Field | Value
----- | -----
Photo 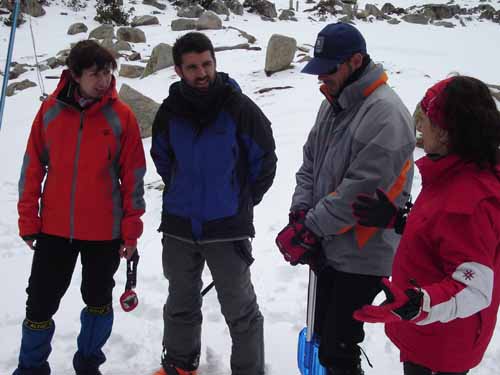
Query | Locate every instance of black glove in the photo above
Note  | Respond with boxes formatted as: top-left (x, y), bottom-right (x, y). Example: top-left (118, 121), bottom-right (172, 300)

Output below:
top-left (353, 189), bottom-right (412, 234)
top-left (353, 189), bottom-right (398, 227)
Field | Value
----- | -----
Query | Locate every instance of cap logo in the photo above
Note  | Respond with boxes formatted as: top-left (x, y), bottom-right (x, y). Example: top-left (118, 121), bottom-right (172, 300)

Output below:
top-left (315, 36), bottom-right (325, 54)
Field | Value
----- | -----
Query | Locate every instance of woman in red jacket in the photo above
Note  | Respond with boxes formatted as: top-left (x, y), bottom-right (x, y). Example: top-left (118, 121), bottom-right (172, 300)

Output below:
top-left (352, 76), bottom-right (500, 375)
top-left (13, 40), bottom-right (146, 375)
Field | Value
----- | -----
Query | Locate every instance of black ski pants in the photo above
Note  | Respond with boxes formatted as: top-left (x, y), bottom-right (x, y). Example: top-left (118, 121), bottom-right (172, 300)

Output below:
top-left (25, 234), bottom-right (121, 322)
top-left (314, 266), bottom-right (383, 372)
top-left (404, 362), bottom-right (468, 375)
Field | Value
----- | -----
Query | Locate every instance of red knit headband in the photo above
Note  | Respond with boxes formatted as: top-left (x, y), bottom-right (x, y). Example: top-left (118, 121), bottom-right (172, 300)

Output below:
top-left (420, 77), bottom-right (455, 130)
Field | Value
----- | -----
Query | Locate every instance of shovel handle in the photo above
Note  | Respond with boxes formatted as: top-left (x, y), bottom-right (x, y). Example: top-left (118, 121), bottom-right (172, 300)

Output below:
top-left (306, 268), bottom-right (318, 342)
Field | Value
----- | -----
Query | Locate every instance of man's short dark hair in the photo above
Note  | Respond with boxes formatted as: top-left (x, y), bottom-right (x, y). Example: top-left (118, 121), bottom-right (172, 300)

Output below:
top-left (172, 32), bottom-right (215, 67)
top-left (66, 40), bottom-right (117, 77)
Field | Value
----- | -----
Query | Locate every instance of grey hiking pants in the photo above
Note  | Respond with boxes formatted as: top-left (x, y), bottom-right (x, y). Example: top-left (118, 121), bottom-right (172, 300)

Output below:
top-left (161, 235), bottom-right (264, 375)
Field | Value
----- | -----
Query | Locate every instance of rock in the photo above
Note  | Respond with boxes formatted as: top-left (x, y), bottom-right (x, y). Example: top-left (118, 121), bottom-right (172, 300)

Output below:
top-left (387, 17), bottom-right (401, 24)
top-left (171, 18), bottom-right (197, 30)
top-left (119, 64), bottom-right (145, 78)
top-left (196, 11), bottom-right (223, 30)
top-left (227, 26), bottom-right (256, 44)
top-left (434, 20), bottom-right (455, 27)
top-left (365, 3), bottom-right (383, 18)
top-left (225, 0), bottom-right (244, 15)
top-left (6, 79), bottom-right (37, 96)
top-left (214, 43), bottom-right (251, 51)
top-left (142, 0), bottom-right (166, 10)
top-left (46, 57), bottom-right (65, 69)
top-left (142, 43), bottom-right (174, 78)
top-left (265, 34), bottom-right (297, 75)
top-left (9, 63), bottom-right (28, 80)
top-left (128, 52), bottom-right (142, 61)
top-left (243, 0), bottom-right (277, 18)
top-left (381, 2), bottom-right (405, 15)
top-left (177, 4), bottom-right (204, 18)
top-left (117, 27), bottom-right (146, 43)
top-left (356, 9), bottom-right (368, 19)
top-left (114, 40), bottom-right (132, 51)
top-left (67, 22), bottom-right (88, 35)
top-left (15, 0), bottom-right (45, 17)
top-left (89, 24), bottom-right (115, 40)
top-left (279, 9), bottom-right (297, 20)
top-left (297, 55), bottom-right (312, 63)
top-left (422, 4), bottom-right (461, 20)
top-left (101, 38), bottom-right (115, 50)
top-left (402, 13), bottom-right (429, 24)
top-left (131, 15), bottom-right (160, 26)
top-left (119, 84), bottom-right (160, 138)
top-left (209, 0), bottom-right (230, 15)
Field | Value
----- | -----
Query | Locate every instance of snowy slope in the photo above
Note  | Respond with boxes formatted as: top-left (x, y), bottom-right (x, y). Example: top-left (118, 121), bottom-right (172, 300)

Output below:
top-left (1, 1), bottom-right (500, 374)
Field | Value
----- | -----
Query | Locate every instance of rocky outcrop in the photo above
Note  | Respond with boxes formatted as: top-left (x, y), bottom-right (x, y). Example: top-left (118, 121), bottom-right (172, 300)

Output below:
top-left (119, 84), bottom-right (160, 138)
top-left (264, 34), bottom-right (297, 75)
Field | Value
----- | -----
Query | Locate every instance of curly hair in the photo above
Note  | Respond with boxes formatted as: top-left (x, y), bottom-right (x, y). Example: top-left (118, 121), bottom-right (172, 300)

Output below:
top-left (66, 40), bottom-right (117, 77)
top-left (443, 76), bottom-right (500, 169)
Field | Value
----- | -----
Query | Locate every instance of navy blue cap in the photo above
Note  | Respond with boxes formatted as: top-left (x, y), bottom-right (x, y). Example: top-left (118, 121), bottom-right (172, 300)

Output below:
top-left (302, 22), bottom-right (367, 75)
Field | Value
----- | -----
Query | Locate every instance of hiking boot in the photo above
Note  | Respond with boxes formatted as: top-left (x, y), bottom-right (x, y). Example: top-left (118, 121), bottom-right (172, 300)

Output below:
top-left (153, 365), bottom-right (197, 375)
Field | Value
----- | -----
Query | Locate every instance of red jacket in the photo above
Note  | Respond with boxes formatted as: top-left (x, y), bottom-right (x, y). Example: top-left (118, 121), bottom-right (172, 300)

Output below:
top-left (386, 155), bottom-right (500, 372)
top-left (18, 71), bottom-right (146, 246)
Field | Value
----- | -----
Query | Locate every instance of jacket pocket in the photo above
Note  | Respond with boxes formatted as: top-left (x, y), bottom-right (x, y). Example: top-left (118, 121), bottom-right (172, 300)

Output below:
top-left (234, 239), bottom-right (254, 266)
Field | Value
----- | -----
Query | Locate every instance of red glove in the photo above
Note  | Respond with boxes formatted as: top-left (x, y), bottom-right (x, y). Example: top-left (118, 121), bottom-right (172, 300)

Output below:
top-left (275, 219), bottom-right (319, 266)
top-left (353, 278), bottom-right (425, 324)
top-left (289, 209), bottom-right (307, 224)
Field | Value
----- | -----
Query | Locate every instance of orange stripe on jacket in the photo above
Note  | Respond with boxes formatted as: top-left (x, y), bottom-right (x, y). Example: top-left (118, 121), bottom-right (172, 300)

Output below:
top-left (363, 72), bottom-right (388, 97)
top-left (354, 159), bottom-right (412, 249)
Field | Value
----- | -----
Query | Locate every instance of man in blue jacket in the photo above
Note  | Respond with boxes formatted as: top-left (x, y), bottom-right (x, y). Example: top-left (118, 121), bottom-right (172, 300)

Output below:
top-left (150, 32), bottom-right (277, 375)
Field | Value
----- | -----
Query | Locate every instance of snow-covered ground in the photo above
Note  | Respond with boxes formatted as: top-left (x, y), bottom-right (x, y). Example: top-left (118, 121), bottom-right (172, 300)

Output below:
top-left (1, 1), bottom-right (500, 374)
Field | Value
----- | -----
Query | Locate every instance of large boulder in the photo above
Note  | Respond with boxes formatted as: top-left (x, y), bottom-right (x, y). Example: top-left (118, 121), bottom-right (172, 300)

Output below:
top-left (243, 0), bottom-right (277, 18)
top-left (196, 11), bottom-right (223, 30)
top-left (6, 79), bottom-right (37, 96)
top-left (171, 18), bottom-right (197, 31)
top-left (402, 13), bottom-right (429, 24)
top-left (422, 4), bottom-right (461, 20)
top-left (264, 34), bottom-right (297, 75)
top-left (131, 15), bottom-right (160, 26)
top-left (177, 4), bottom-right (205, 18)
top-left (142, 43), bottom-right (174, 78)
top-left (89, 24), bottom-right (115, 40)
top-left (117, 27), bottom-right (146, 43)
top-left (67, 22), bottom-right (88, 35)
top-left (119, 84), bottom-right (160, 138)
top-left (142, 0), bottom-right (166, 10)
top-left (225, 0), bottom-right (244, 15)
top-left (119, 64), bottom-right (145, 78)
top-left (209, 0), bottom-right (230, 15)
top-left (2, 0), bottom-right (45, 17)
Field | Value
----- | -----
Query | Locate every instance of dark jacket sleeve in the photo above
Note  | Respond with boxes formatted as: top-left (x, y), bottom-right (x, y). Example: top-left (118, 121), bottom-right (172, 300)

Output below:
top-left (150, 104), bottom-right (174, 188)
top-left (237, 96), bottom-right (277, 206)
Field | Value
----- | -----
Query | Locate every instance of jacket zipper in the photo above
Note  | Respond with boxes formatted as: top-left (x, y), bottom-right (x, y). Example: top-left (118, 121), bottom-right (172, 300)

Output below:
top-left (69, 111), bottom-right (85, 241)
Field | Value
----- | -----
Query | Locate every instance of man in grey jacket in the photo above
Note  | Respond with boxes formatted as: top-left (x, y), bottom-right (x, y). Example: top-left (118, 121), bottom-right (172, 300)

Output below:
top-left (276, 23), bottom-right (415, 375)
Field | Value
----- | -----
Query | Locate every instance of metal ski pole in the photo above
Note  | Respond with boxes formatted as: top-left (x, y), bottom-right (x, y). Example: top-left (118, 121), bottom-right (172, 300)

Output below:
top-left (0, 0), bottom-right (21, 132)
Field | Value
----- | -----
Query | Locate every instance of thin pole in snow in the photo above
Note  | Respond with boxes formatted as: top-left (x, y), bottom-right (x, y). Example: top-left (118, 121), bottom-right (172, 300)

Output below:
top-left (0, 0), bottom-right (22, 132)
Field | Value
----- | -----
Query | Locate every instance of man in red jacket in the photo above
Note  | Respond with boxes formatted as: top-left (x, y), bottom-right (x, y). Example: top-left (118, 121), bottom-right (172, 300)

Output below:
top-left (13, 40), bottom-right (146, 375)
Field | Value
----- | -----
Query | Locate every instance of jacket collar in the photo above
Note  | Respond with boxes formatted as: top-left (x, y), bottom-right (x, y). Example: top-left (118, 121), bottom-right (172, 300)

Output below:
top-left (416, 154), bottom-right (465, 187)
top-left (320, 62), bottom-right (388, 111)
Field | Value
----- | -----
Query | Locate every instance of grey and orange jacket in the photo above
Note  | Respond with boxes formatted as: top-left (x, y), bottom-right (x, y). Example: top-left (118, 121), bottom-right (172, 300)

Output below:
top-left (291, 62), bottom-right (415, 276)
top-left (18, 70), bottom-right (146, 247)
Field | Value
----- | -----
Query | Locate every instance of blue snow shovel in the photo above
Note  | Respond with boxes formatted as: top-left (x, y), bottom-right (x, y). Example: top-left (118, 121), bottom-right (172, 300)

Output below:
top-left (297, 268), bottom-right (326, 375)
